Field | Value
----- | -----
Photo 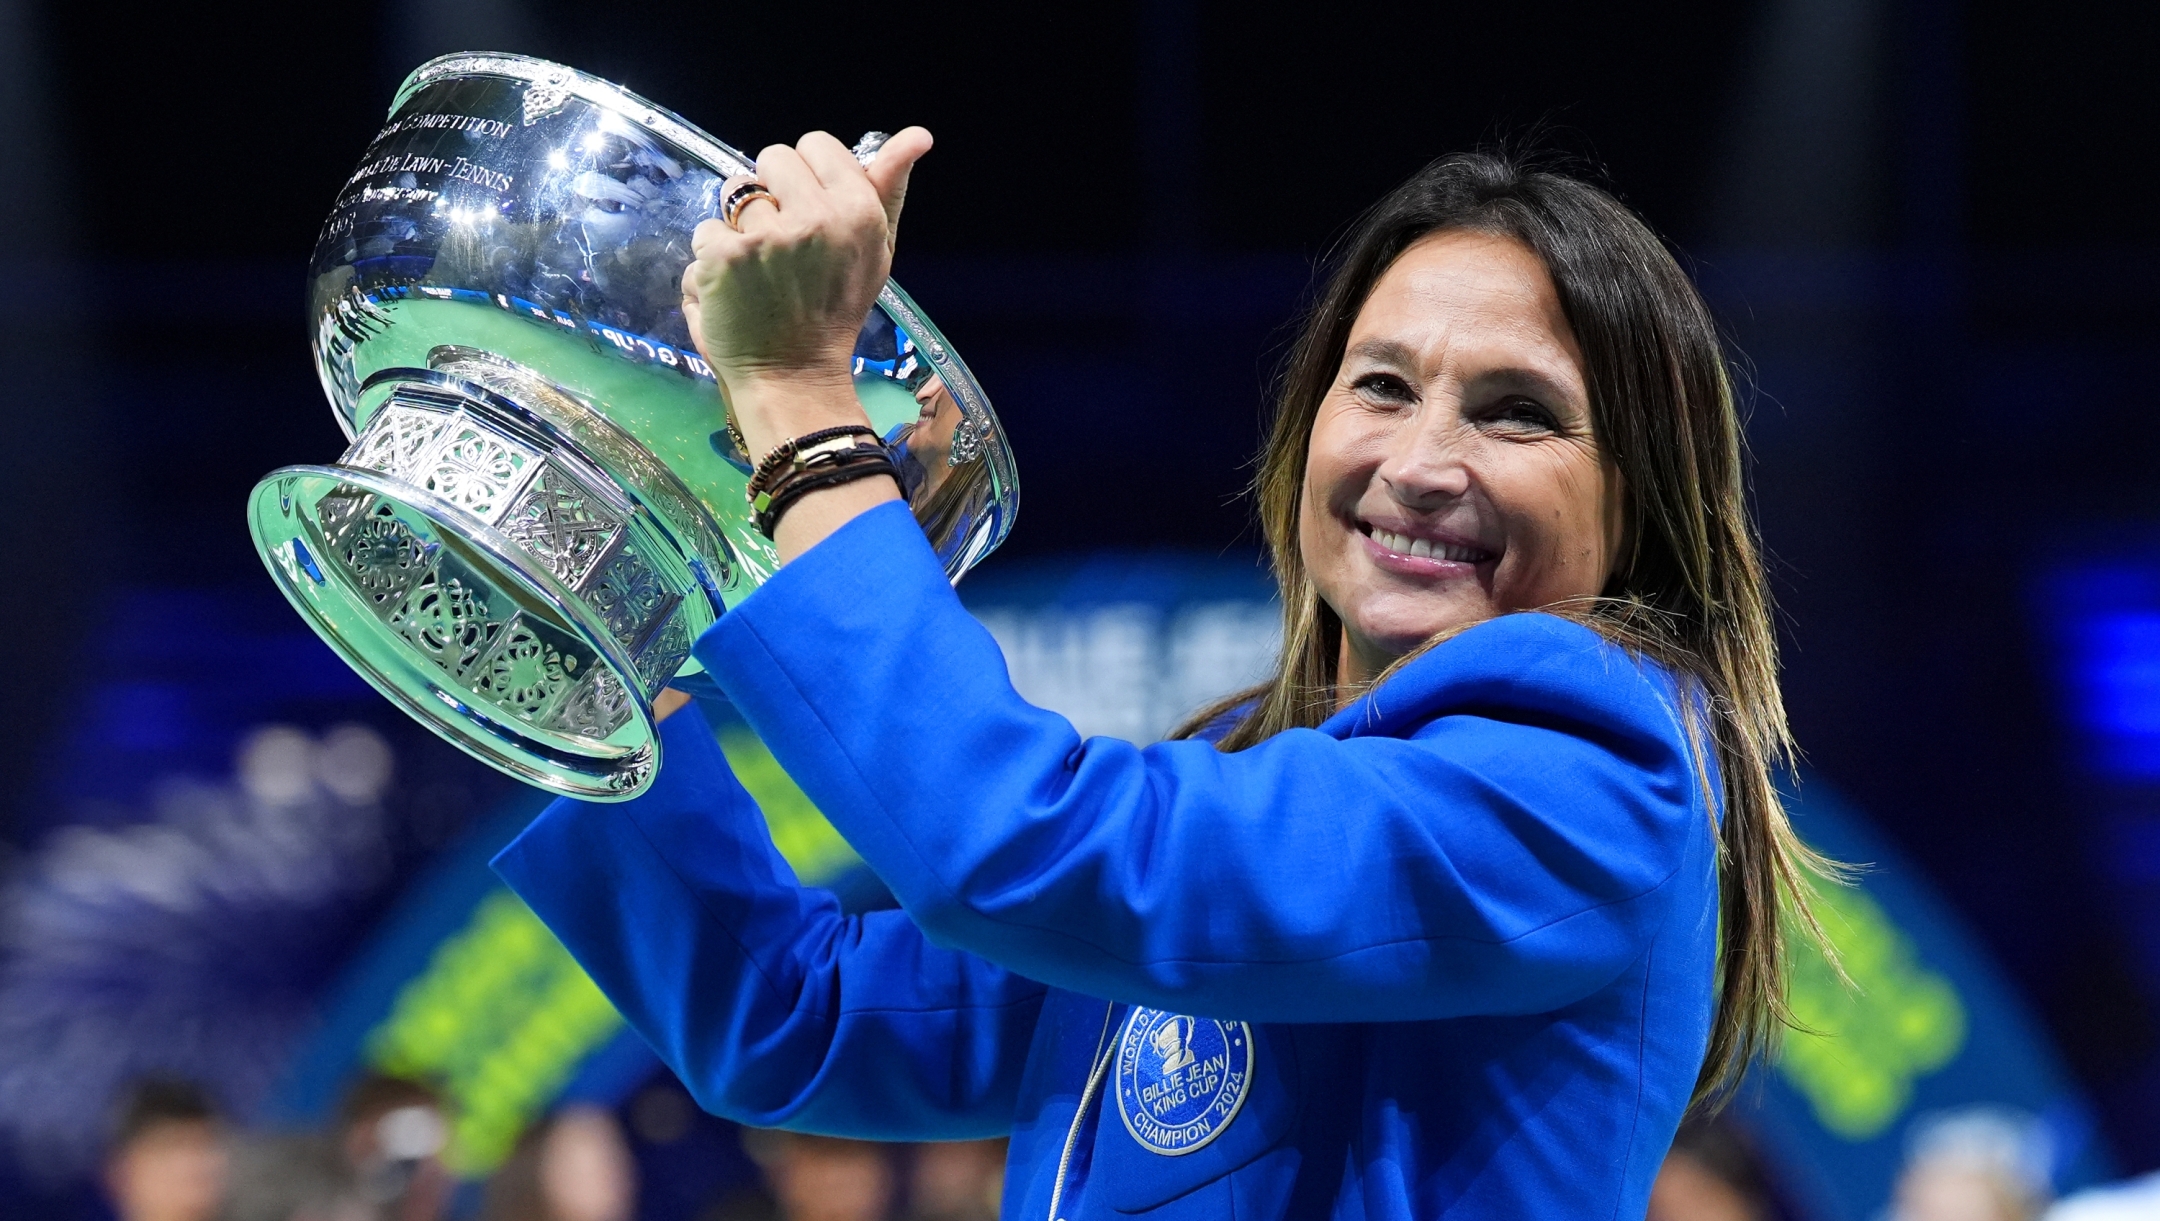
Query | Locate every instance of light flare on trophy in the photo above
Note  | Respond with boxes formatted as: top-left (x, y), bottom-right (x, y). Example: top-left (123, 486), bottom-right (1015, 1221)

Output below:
top-left (247, 55), bottom-right (1019, 800)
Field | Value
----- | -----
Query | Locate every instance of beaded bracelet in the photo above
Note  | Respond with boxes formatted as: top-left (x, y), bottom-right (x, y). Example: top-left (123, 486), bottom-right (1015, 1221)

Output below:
top-left (753, 446), bottom-right (898, 538)
top-left (744, 425), bottom-right (882, 507)
top-left (750, 438), bottom-right (887, 517)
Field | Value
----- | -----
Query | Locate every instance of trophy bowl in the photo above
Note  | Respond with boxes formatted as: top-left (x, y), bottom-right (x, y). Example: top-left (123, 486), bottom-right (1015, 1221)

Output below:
top-left (247, 54), bottom-right (1018, 800)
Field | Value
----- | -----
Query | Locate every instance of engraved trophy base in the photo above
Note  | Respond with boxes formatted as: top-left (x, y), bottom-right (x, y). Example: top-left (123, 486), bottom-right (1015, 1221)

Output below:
top-left (247, 350), bottom-right (732, 799)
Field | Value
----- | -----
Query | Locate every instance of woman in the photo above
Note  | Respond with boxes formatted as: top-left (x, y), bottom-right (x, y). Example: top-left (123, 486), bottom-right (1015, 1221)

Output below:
top-left (494, 131), bottom-right (1826, 1219)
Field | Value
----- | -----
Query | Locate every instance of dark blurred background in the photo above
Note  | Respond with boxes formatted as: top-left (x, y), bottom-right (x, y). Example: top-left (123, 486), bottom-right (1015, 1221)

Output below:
top-left (4, 0), bottom-right (2160, 1218)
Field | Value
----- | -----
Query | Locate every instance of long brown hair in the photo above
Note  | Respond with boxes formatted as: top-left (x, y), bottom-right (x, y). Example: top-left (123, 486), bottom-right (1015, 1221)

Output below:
top-left (1176, 151), bottom-right (1835, 1107)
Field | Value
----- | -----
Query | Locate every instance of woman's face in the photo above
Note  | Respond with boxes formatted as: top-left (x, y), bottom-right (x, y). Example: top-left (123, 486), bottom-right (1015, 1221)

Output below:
top-left (1299, 229), bottom-right (1625, 688)
top-left (905, 374), bottom-right (962, 494)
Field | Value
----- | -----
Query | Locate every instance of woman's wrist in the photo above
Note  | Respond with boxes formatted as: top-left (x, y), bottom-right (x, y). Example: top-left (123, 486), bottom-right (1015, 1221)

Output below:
top-left (770, 472), bottom-right (901, 562)
top-left (719, 370), bottom-right (900, 562)
top-left (725, 370), bottom-right (869, 465)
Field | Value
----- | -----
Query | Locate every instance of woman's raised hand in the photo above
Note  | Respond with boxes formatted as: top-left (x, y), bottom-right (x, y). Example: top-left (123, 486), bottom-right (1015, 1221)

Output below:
top-left (681, 126), bottom-right (933, 463)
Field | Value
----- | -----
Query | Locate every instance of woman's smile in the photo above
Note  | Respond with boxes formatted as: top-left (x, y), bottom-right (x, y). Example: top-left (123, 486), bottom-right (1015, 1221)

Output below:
top-left (1354, 517), bottom-right (1496, 578)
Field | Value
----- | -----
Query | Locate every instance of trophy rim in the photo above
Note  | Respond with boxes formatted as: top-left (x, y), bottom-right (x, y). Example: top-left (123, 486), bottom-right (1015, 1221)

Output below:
top-left (393, 52), bottom-right (755, 176)
top-left (871, 282), bottom-right (1021, 576)
top-left (248, 461), bottom-right (664, 802)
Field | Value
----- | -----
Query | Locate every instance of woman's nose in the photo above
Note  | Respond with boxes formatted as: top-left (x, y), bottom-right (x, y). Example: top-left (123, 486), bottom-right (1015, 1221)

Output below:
top-left (1376, 413), bottom-right (1473, 506)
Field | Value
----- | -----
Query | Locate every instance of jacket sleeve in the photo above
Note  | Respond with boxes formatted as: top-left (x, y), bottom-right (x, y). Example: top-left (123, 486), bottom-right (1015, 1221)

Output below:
top-left (490, 700), bottom-right (1048, 1140)
top-left (701, 503), bottom-right (1717, 1025)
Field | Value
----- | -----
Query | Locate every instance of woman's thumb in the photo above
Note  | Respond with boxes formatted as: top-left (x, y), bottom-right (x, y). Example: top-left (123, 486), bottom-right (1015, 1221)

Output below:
top-left (867, 126), bottom-right (933, 247)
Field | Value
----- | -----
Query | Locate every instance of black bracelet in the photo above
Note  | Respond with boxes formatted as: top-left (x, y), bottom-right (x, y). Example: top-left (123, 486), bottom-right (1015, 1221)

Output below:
top-left (754, 452), bottom-right (898, 538)
top-left (750, 441), bottom-right (888, 514)
top-left (745, 425), bottom-right (882, 504)
top-left (755, 455), bottom-right (895, 538)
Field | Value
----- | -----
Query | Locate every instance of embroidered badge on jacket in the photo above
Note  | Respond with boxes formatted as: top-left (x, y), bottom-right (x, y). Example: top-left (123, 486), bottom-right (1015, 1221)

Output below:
top-left (1114, 1008), bottom-right (1253, 1156)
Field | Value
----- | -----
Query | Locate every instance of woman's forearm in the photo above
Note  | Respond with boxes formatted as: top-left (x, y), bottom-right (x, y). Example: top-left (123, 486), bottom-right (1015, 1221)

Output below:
top-left (493, 701), bottom-right (1043, 1136)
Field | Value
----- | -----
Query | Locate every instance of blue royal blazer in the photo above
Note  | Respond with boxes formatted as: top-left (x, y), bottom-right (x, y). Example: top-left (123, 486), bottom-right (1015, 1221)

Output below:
top-left (494, 502), bottom-right (1720, 1220)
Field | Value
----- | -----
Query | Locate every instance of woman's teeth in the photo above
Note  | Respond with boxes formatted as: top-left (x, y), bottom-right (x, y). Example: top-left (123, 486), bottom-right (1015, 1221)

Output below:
top-left (1368, 527), bottom-right (1484, 563)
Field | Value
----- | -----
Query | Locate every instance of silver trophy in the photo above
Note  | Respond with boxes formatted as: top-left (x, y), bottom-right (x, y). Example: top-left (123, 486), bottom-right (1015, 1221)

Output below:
top-left (247, 55), bottom-right (1018, 800)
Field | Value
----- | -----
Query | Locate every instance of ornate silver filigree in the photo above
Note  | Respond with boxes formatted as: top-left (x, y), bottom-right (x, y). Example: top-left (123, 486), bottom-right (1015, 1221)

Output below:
top-left (422, 425), bottom-right (539, 519)
top-left (347, 404), bottom-right (449, 474)
top-left (469, 612), bottom-right (585, 722)
top-left (521, 68), bottom-right (573, 126)
top-left (385, 562), bottom-right (502, 679)
top-left (427, 348), bottom-right (736, 593)
top-left (330, 506), bottom-right (432, 610)
top-left (499, 463), bottom-right (625, 586)
top-left (948, 415), bottom-right (986, 467)
top-left (544, 666), bottom-right (633, 739)
top-left (631, 610), bottom-right (692, 695)
top-left (327, 369), bottom-right (693, 735)
top-left (313, 483), bottom-right (376, 546)
top-left (583, 540), bottom-right (678, 651)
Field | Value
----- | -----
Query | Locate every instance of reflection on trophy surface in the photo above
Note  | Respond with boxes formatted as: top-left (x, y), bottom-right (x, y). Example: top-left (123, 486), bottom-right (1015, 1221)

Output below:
top-left (245, 54), bottom-right (1019, 800)
top-left (891, 372), bottom-right (994, 546)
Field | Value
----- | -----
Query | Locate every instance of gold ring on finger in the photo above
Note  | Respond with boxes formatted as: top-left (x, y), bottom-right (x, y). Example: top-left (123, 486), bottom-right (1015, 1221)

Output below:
top-left (721, 180), bottom-right (779, 231)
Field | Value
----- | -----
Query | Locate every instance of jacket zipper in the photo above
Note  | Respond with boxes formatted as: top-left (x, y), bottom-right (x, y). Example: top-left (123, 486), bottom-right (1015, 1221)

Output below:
top-left (1046, 1004), bottom-right (1118, 1221)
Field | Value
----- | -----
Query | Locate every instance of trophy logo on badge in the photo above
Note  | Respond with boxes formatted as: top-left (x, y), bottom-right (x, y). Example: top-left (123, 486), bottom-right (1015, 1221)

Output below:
top-left (1116, 1008), bottom-right (1254, 1157)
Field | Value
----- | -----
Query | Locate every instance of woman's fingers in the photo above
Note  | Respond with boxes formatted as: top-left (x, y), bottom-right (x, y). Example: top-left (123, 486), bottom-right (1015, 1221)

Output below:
top-left (793, 130), bottom-right (860, 187)
top-left (679, 127), bottom-right (929, 393)
top-left (720, 130), bottom-right (929, 244)
top-left (864, 126), bottom-right (933, 246)
top-left (793, 132), bottom-right (890, 251)
top-left (753, 142), bottom-right (824, 215)
top-left (679, 257), bottom-right (706, 339)
top-left (691, 216), bottom-right (736, 259)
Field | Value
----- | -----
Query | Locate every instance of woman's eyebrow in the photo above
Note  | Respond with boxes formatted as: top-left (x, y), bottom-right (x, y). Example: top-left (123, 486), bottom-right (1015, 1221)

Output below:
top-left (1342, 339), bottom-right (1584, 411)
top-left (1470, 365), bottom-right (1583, 410)
top-left (1343, 338), bottom-right (1421, 367)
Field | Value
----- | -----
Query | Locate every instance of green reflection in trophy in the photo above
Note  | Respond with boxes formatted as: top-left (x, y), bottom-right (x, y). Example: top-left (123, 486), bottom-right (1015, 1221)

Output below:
top-left (247, 55), bottom-right (1017, 800)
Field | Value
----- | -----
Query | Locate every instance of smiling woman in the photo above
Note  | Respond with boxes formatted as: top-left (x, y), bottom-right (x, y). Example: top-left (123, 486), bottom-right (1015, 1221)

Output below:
top-left (494, 144), bottom-right (1833, 1221)
top-left (1198, 154), bottom-right (1829, 1099)
top-left (1299, 229), bottom-right (1623, 686)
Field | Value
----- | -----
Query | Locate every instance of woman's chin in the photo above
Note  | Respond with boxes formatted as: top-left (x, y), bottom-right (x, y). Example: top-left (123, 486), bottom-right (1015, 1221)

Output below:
top-left (1350, 603), bottom-right (1492, 662)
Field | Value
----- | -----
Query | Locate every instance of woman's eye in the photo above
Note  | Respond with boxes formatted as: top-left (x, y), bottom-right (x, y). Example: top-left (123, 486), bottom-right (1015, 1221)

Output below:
top-left (1351, 372), bottom-right (1414, 403)
top-left (1490, 397), bottom-right (1558, 431)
